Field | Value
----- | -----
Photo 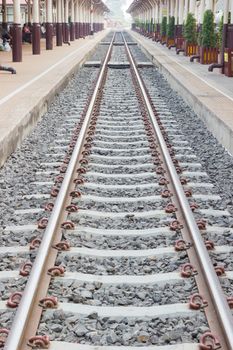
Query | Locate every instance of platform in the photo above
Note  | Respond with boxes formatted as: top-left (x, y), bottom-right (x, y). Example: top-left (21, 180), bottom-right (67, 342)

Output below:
top-left (0, 31), bottom-right (107, 168)
top-left (129, 30), bottom-right (233, 156)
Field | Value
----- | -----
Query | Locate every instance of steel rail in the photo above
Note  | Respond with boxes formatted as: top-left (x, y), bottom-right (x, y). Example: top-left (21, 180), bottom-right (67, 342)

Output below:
top-left (4, 33), bottom-right (115, 350)
top-left (122, 33), bottom-right (233, 349)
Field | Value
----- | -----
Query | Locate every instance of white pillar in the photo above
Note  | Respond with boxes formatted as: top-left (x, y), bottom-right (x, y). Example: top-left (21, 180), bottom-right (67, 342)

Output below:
top-left (231, 0), bottom-right (233, 23)
top-left (74, 1), bottom-right (77, 22)
top-left (71, 0), bottom-right (74, 22)
top-left (205, 0), bottom-right (213, 11)
top-left (189, 0), bottom-right (196, 14)
top-left (155, 1), bottom-right (159, 23)
top-left (61, 0), bottom-right (64, 23)
top-left (90, 2), bottom-right (93, 33)
top-left (170, 0), bottom-right (175, 17)
top-left (159, 2), bottom-right (163, 23)
top-left (167, 0), bottom-right (170, 20)
top-left (33, 0), bottom-right (39, 22)
top-left (13, 0), bottom-right (21, 23)
top-left (57, 0), bottom-right (61, 22)
top-left (199, 0), bottom-right (205, 23)
top-left (184, 0), bottom-right (189, 20)
top-left (79, 2), bottom-right (82, 23)
top-left (64, 0), bottom-right (68, 23)
top-left (152, 1), bottom-right (156, 24)
top-left (224, 0), bottom-right (229, 23)
top-left (46, 0), bottom-right (53, 22)
top-left (178, 0), bottom-right (184, 24)
top-left (174, 0), bottom-right (178, 24)
top-left (84, 4), bottom-right (87, 24)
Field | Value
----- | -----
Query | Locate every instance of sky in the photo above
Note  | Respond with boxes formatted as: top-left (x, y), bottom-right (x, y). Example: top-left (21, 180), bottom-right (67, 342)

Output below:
top-left (121, 0), bottom-right (133, 21)
top-left (103, 0), bottom-right (132, 22)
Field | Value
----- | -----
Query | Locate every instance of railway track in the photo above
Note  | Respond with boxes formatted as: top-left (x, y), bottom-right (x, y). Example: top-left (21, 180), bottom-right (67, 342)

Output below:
top-left (1, 31), bottom-right (233, 350)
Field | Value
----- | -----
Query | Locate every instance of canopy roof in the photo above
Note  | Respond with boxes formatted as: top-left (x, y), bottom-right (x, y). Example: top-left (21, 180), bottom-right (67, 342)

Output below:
top-left (0, 0), bottom-right (109, 11)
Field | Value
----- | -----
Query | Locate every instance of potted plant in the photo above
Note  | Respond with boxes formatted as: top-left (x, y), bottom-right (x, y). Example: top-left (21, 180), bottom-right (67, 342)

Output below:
top-left (218, 15), bottom-right (223, 50)
top-left (160, 16), bottom-right (167, 43)
top-left (199, 10), bottom-right (218, 64)
top-left (166, 16), bottom-right (175, 46)
top-left (155, 22), bottom-right (160, 41)
top-left (183, 13), bottom-right (198, 56)
top-left (148, 18), bottom-right (152, 37)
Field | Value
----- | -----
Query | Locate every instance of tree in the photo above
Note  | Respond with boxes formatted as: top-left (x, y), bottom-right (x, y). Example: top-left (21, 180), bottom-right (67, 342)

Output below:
top-left (201, 10), bottom-right (216, 48)
top-left (218, 15), bottom-right (223, 49)
top-left (184, 13), bottom-right (197, 44)
top-left (161, 16), bottom-right (167, 36)
top-left (167, 16), bottom-right (175, 39)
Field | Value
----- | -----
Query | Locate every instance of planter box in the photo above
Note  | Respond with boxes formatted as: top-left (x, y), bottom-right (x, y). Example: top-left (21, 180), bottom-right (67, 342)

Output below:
top-left (224, 48), bottom-right (233, 77)
top-left (156, 33), bottom-right (162, 42)
top-left (167, 38), bottom-right (175, 47)
top-left (161, 35), bottom-right (167, 44)
top-left (200, 46), bottom-right (218, 64)
top-left (184, 42), bottom-right (198, 56)
top-left (175, 37), bottom-right (184, 50)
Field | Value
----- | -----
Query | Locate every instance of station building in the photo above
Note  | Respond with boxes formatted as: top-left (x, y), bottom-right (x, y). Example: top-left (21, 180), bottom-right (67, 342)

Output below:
top-left (127, 0), bottom-right (233, 77)
top-left (0, 0), bottom-right (109, 62)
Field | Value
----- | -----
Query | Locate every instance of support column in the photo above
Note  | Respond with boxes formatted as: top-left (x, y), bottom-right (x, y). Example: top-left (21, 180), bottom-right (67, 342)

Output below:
top-left (224, 0), bottom-right (230, 24)
top-left (56, 0), bottom-right (63, 45)
top-left (98, 11), bottom-right (101, 31)
top-left (85, 5), bottom-right (89, 36)
top-left (174, 0), bottom-right (178, 24)
top-left (167, 0), bottom-right (170, 21)
top-left (70, 0), bottom-right (75, 41)
top-left (231, 0), bottom-right (233, 23)
top-left (12, 0), bottom-right (22, 62)
top-left (79, 2), bottom-right (83, 38)
top-left (170, 0), bottom-right (174, 17)
top-left (81, 4), bottom-right (85, 37)
top-left (178, 0), bottom-right (184, 24)
top-left (189, 0), bottom-right (196, 14)
top-left (74, 1), bottom-right (78, 39)
top-left (61, 0), bottom-right (65, 39)
top-left (2, 0), bottom-right (7, 29)
top-left (88, 3), bottom-right (91, 35)
top-left (28, 0), bottom-right (32, 24)
top-left (46, 0), bottom-right (53, 49)
top-left (199, 0), bottom-right (205, 24)
top-left (96, 10), bottom-right (99, 32)
top-left (64, 0), bottom-right (69, 42)
top-left (93, 7), bottom-right (95, 32)
top-left (205, 0), bottom-right (213, 11)
top-left (77, 1), bottom-right (81, 38)
top-left (220, 0), bottom-right (229, 72)
top-left (90, 2), bottom-right (94, 35)
top-left (184, 0), bottom-right (189, 21)
top-left (82, 5), bottom-right (85, 37)
top-left (79, 1), bottom-right (82, 37)
top-left (85, 4), bottom-right (88, 35)
top-left (80, 6), bottom-right (85, 38)
top-left (32, 0), bottom-right (41, 55)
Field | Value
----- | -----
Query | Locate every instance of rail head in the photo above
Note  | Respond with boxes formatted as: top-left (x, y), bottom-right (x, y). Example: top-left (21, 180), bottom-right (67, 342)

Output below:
top-left (4, 33), bottom-right (116, 350)
top-left (122, 32), bottom-right (233, 350)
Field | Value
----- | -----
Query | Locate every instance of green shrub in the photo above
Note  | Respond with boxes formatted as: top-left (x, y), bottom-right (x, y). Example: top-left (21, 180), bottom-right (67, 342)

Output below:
top-left (197, 30), bottom-right (202, 46)
top-left (184, 13), bottom-right (197, 44)
top-left (218, 15), bottom-right (223, 48)
top-left (167, 16), bottom-right (175, 38)
top-left (161, 16), bottom-right (167, 36)
top-left (201, 10), bottom-right (217, 48)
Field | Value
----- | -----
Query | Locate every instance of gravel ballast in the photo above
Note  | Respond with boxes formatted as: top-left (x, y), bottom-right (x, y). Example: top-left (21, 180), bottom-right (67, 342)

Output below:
top-left (0, 32), bottom-right (232, 347)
